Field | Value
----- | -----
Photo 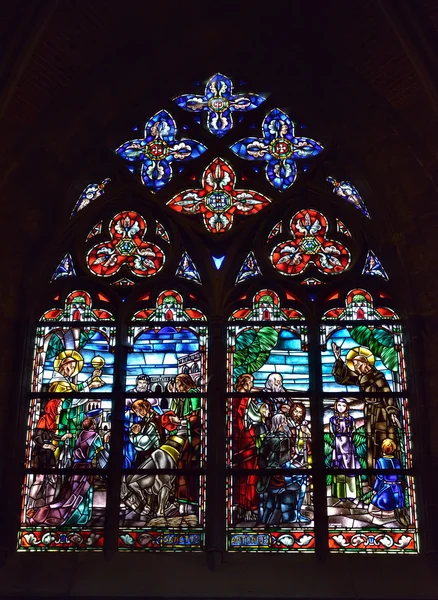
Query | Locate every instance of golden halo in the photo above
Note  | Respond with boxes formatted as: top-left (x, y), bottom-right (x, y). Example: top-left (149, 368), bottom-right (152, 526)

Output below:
top-left (54, 350), bottom-right (84, 376)
top-left (346, 346), bottom-right (375, 371)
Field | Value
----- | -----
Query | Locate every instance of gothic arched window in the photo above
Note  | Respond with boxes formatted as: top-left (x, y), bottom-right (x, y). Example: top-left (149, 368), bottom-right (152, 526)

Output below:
top-left (19, 73), bottom-right (417, 554)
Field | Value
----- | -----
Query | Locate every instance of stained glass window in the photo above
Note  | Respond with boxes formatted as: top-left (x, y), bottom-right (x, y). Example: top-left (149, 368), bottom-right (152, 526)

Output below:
top-left (118, 291), bottom-right (207, 550)
top-left (20, 72), bottom-right (419, 556)
top-left (321, 289), bottom-right (417, 552)
top-left (19, 292), bottom-right (115, 550)
top-left (226, 290), bottom-right (314, 552)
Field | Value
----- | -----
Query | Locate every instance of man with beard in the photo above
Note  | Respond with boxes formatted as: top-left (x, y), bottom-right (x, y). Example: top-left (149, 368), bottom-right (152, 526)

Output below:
top-left (281, 402), bottom-right (311, 524)
top-left (257, 413), bottom-right (308, 525)
top-left (164, 373), bottom-right (201, 514)
top-left (283, 402), bottom-right (311, 468)
top-left (262, 373), bottom-right (288, 425)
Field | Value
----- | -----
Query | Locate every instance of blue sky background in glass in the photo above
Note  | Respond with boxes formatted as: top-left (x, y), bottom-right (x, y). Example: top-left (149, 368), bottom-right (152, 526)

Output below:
top-left (40, 330), bottom-right (114, 392)
top-left (231, 327), bottom-right (309, 391)
top-left (126, 327), bottom-right (199, 389)
top-left (321, 327), bottom-right (395, 392)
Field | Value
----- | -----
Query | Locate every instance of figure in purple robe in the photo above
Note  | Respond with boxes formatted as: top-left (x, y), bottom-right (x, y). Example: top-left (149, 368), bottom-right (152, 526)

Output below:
top-left (329, 398), bottom-right (361, 500)
top-left (27, 417), bottom-right (108, 526)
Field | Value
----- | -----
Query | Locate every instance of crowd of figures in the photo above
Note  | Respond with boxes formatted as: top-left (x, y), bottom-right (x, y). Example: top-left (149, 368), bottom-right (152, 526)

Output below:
top-left (26, 352), bottom-right (109, 527)
top-left (232, 373), bottom-right (312, 527)
top-left (121, 373), bottom-right (201, 521)
top-left (231, 339), bottom-right (409, 529)
top-left (25, 350), bottom-right (202, 528)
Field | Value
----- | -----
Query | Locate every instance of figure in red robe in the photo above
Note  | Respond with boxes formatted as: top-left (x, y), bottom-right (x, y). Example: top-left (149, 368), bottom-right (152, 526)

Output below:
top-left (232, 374), bottom-right (259, 517)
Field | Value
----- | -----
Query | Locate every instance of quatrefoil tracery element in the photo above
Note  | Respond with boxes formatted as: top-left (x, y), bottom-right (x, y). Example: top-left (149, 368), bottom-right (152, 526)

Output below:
top-left (271, 209), bottom-right (351, 276)
top-left (167, 157), bottom-right (271, 234)
top-left (87, 211), bottom-right (165, 278)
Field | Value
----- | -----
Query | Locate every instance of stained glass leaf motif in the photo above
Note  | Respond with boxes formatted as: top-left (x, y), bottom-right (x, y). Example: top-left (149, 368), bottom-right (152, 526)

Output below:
top-left (176, 251), bottom-right (202, 284)
top-left (327, 176), bottom-right (370, 218)
top-left (235, 251), bottom-right (262, 284)
top-left (234, 326), bottom-right (279, 379)
top-left (174, 72), bottom-right (265, 137)
top-left (86, 221), bottom-right (103, 241)
top-left (115, 109), bottom-right (206, 192)
top-left (167, 158), bottom-right (271, 234)
top-left (155, 220), bottom-right (170, 243)
top-left (41, 290), bottom-right (114, 321)
top-left (51, 253), bottom-right (76, 282)
top-left (71, 178), bottom-right (111, 217)
top-left (111, 278), bottom-right (135, 286)
top-left (362, 250), bottom-right (389, 281)
top-left (87, 211), bottom-right (165, 279)
top-left (230, 108), bottom-right (323, 191)
top-left (350, 325), bottom-right (399, 371)
top-left (336, 218), bottom-right (352, 237)
top-left (267, 220), bottom-right (282, 241)
top-left (271, 209), bottom-right (351, 277)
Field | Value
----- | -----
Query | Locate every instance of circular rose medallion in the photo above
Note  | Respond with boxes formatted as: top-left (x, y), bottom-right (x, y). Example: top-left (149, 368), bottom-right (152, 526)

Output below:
top-left (208, 97), bottom-right (229, 113)
top-left (145, 140), bottom-right (168, 160)
top-left (269, 138), bottom-right (293, 160)
top-left (205, 190), bottom-right (233, 213)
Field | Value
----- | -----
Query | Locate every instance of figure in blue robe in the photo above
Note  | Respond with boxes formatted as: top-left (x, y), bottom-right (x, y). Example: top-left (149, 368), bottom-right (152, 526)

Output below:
top-left (371, 456), bottom-right (404, 511)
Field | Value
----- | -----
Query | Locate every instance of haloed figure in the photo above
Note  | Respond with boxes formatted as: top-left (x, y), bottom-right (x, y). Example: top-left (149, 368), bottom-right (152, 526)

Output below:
top-left (330, 398), bottom-right (361, 501)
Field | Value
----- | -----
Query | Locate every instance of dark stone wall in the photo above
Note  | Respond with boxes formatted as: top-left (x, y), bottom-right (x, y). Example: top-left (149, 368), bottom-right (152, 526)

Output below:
top-left (0, 31), bottom-right (437, 599)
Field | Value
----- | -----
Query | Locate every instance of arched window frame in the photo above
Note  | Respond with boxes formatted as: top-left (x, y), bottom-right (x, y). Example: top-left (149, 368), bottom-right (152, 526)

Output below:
top-left (15, 72), bottom-right (420, 556)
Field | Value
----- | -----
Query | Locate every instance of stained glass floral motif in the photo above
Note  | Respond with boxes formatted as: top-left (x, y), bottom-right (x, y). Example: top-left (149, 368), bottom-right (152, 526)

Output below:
top-left (86, 221), bottom-right (103, 241)
top-left (336, 218), bottom-right (352, 237)
top-left (327, 176), bottom-right (370, 218)
top-left (230, 109), bottom-right (323, 191)
top-left (267, 220), bottom-right (282, 241)
top-left (271, 209), bottom-right (351, 277)
top-left (174, 72), bottom-right (265, 138)
top-left (116, 110), bottom-right (206, 192)
top-left (71, 178), bottom-right (111, 217)
top-left (41, 290), bottom-right (114, 321)
top-left (235, 252), bottom-right (262, 284)
top-left (167, 158), bottom-right (271, 234)
top-left (155, 220), bottom-right (170, 243)
top-left (362, 250), bottom-right (389, 281)
top-left (176, 252), bottom-right (201, 284)
top-left (87, 211), bottom-right (164, 278)
top-left (51, 254), bottom-right (76, 282)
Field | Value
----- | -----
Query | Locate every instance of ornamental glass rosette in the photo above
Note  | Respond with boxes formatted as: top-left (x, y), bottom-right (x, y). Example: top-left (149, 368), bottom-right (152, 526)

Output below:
top-left (174, 73), bottom-right (265, 137)
top-left (231, 109), bottom-right (323, 191)
top-left (116, 110), bottom-right (206, 192)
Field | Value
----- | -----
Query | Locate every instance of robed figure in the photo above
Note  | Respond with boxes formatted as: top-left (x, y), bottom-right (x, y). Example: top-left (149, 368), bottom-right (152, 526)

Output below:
top-left (164, 373), bottom-right (201, 511)
top-left (331, 342), bottom-right (401, 469)
top-left (232, 374), bottom-right (259, 516)
top-left (27, 418), bottom-right (108, 526)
